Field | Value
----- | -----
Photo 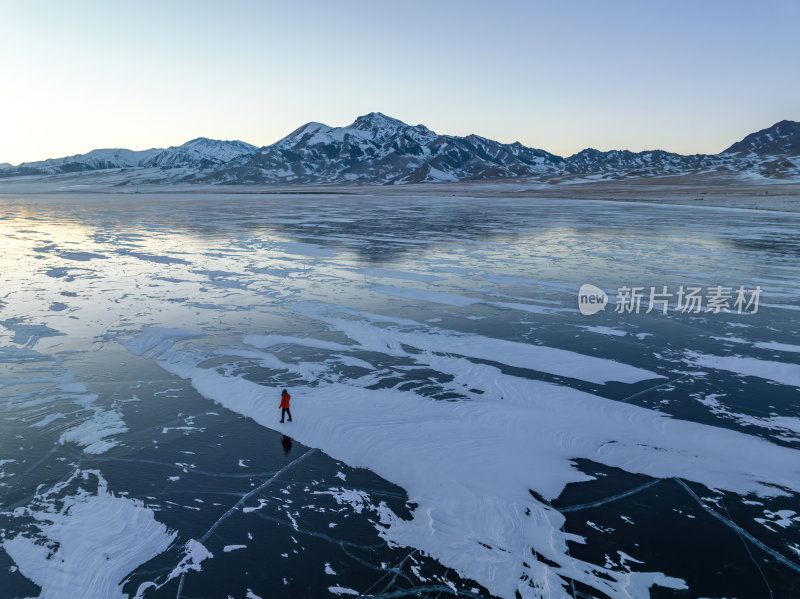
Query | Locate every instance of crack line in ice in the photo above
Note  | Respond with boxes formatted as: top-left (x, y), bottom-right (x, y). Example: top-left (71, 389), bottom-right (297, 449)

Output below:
top-left (559, 480), bottom-right (662, 513)
top-left (368, 549), bottom-right (419, 595)
top-left (673, 478), bottom-right (800, 574)
top-left (83, 456), bottom-right (278, 479)
top-left (366, 585), bottom-right (488, 598)
top-left (250, 511), bottom-right (385, 550)
top-left (614, 374), bottom-right (690, 404)
top-left (174, 448), bottom-right (318, 599)
top-left (720, 501), bottom-right (775, 599)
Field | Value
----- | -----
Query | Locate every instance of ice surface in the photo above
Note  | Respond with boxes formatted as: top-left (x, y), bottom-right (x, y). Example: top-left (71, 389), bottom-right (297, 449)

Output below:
top-left (1, 320), bottom-right (64, 345)
top-left (2, 194), bottom-right (800, 599)
top-left (118, 327), bottom-right (201, 356)
top-left (150, 331), bottom-right (799, 598)
top-left (2, 471), bottom-right (175, 599)
top-left (357, 267), bottom-right (442, 283)
top-left (243, 334), bottom-right (351, 352)
top-left (372, 283), bottom-right (482, 307)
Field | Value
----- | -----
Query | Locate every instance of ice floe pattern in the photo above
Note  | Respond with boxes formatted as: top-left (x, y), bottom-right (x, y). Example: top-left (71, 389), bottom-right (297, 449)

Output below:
top-left (2, 470), bottom-right (175, 599)
top-left (688, 352), bottom-right (800, 388)
top-left (58, 407), bottom-right (127, 454)
top-left (118, 327), bottom-right (202, 357)
top-left (0, 345), bottom-right (130, 456)
top-left (140, 309), bottom-right (800, 599)
top-left (1, 194), bottom-right (800, 598)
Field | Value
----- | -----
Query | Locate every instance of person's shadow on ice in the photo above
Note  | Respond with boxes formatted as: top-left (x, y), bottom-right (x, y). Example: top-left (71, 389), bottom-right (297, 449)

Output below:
top-left (281, 435), bottom-right (293, 456)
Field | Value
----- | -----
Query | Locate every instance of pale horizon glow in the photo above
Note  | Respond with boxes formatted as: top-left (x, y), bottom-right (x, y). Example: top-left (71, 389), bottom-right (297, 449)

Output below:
top-left (1, 0), bottom-right (798, 165)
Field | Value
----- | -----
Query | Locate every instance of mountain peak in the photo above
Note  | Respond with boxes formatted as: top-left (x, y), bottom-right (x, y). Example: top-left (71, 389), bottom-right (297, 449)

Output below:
top-left (181, 137), bottom-right (256, 150)
top-left (277, 121), bottom-right (334, 145)
top-left (141, 138), bottom-right (256, 169)
top-left (349, 112), bottom-right (410, 132)
top-left (344, 112), bottom-right (438, 145)
top-left (723, 119), bottom-right (800, 156)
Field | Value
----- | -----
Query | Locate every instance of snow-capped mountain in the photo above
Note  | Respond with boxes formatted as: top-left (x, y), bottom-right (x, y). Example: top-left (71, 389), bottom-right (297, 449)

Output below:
top-left (0, 138), bottom-right (257, 178)
top-left (143, 137), bottom-right (257, 169)
top-left (561, 148), bottom-right (730, 178)
top-left (711, 120), bottom-right (800, 178)
top-left (1, 114), bottom-right (799, 184)
top-left (7, 148), bottom-right (161, 176)
top-left (204, 112), bottom-right (563, 184)
top-left (722, 120), bottom-right (800, 156)
top-left (557, 121), bottom-right (800, 180)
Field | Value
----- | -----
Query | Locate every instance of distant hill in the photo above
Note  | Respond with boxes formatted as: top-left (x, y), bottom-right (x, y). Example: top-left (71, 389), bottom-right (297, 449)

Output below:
top-left (2, 115), bottom-right (798, 184)
top-left (143, 138), bottom-right (257, 169)
top-left (722, 120), bottom-right (800, 156)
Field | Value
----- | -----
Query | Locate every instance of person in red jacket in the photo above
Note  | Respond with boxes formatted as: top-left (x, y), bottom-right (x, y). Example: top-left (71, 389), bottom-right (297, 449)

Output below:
top-left (279, 389), bottom-right (292, 423)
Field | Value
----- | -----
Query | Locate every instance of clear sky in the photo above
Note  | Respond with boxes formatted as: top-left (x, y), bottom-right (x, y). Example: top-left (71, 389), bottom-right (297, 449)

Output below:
top-left (1, 0), bottom-right (798, 165)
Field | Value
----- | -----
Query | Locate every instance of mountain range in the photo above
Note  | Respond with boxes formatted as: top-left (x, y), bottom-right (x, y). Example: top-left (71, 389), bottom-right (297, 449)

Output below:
top-left (2, 114), bottom-right (798, 185)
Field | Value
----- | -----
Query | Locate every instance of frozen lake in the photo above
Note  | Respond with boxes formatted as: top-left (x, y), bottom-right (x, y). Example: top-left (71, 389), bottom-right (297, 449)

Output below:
top-left (1, 193), bottom-right (799, 599)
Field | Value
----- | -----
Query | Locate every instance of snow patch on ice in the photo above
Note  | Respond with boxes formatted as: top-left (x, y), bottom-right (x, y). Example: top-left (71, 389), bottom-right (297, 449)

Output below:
top-left (580, 325), bottom-right (628, 337)
top-left (688, 352), bottom-right (800, 388)
top-left (59, 407), bottom-right (128, 454)
top-left (243, 334), bottom-right (350, 352)
top-left (165, 539), bottom-right (213, 582)
top-left (755, 341), bottom-right (800, 354)
top-left (294, 301), bottom-right (662, 384)
top-left (2, 470), bottom-right (175, 599)
top-left (328, 585), bottom-right (359, 596)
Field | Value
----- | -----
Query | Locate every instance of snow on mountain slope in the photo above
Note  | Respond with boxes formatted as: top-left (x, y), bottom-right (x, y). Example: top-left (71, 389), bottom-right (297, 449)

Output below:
top-left (559, 120), bottom-right (800, 180)
top-left (199, 115), bottom-right (800, 184)
top-left (723, 120), bottom-right (800, 157)
top-left (206, 112), bottom-right (563, 184)
top-left (0, 138), bottom-right (256, 178)
top-left (275, 121), bottom-right (335, 146)
top-left (1, 116), bottom-right (799, 185)
top-left (142, 137), bottom-right (257, 169)
top-left (8, 148), bottom-right (161, 175)
top-left (562, 148), bottom-right (730, 178)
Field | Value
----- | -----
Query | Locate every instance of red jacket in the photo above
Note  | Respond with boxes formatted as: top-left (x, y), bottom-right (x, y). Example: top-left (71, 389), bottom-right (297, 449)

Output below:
top-left (280, 393), bottom-right (291, 409)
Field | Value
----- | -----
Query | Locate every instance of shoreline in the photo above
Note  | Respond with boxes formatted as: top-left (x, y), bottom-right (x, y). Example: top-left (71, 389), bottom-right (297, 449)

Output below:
top-left (1, 172), bottom-right (800, 213)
